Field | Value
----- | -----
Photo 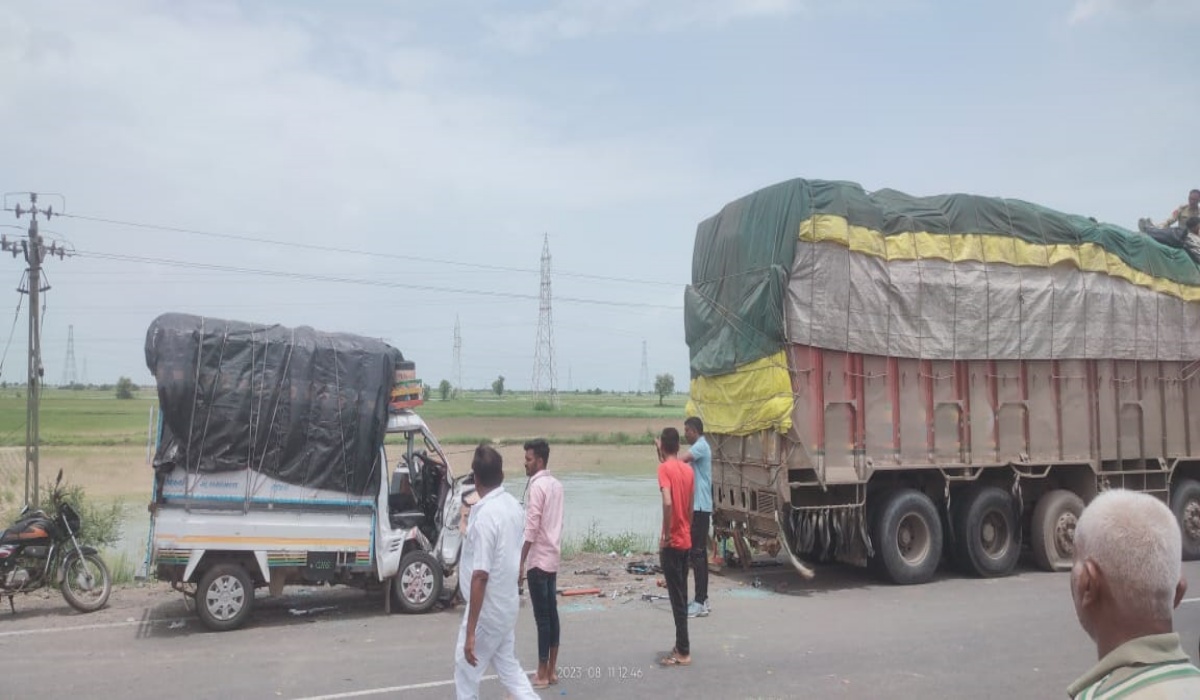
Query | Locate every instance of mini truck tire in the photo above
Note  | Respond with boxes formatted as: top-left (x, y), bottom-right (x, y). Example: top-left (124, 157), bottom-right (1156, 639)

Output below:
top-left (196, 562), bottom-right (255, 632)
top-left (392, 550), bottom-right (442, 614)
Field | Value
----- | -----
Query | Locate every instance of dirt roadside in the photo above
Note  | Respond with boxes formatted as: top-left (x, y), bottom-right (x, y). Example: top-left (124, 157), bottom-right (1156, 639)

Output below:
top-left (0, 551), bottom-right (784, 632)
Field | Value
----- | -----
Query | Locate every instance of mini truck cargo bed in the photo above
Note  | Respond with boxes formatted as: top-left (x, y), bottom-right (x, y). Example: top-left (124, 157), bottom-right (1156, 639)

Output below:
top-left (145, 314), bottom-right (467, 630)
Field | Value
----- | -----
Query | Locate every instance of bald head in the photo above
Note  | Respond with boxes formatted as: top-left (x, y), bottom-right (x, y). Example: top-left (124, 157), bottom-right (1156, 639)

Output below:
top-left (1073, 490), bottom-right (1182, 622)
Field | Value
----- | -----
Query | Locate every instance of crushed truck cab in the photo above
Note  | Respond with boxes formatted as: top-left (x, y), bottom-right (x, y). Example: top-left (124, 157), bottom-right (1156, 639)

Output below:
top-left (144, 313), bottom-right (469, 631)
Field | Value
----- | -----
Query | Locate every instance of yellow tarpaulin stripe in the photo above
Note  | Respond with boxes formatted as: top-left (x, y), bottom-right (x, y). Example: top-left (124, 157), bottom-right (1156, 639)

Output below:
top-left (687, 351), bottom-right (793, 437)
top-left (802, 215), bottom-right (1200, 303)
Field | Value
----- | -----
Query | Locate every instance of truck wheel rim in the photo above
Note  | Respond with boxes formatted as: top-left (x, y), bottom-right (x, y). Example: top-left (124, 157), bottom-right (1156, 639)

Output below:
top-left (980, 511), bottom-right (1010, 560)
top-left (896, 513), bottom-right (931, 565)
top-left (1054, 512), bottom-right (1078, 559)
top-left (1184, 500), bottom-right (1200, 541)
top-left (206, 575), bottom-right (246, 621)
top-left (401, 561), bottom-right (434, 603)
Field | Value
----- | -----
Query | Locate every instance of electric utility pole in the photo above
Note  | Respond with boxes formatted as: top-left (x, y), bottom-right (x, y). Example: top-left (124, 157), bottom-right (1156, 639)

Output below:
top-left (2, 192), bottom-right (67, 508)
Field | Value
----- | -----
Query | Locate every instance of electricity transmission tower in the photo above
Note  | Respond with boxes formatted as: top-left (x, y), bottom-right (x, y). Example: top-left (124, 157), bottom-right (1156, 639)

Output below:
top-left (61, 324), bottom-right (77, 387)
top-left (639, 340), bottom-right (650, 394)
top-left (531, 234), bottom-right (557, 407)
top-left (2, 192), bottom-right (69, 508)
top-left (81, 357), bottom-right (88, 386)
top-left (452, 315), bottom-right (462, 396)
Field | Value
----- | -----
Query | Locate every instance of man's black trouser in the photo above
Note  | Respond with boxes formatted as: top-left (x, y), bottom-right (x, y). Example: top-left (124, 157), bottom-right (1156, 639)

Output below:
top-left (690, 510), bottom-right (710, 605)
top-left (527, 567), bottom-right (560, 662)
top-left (659, 546), bottom-right (689, 656)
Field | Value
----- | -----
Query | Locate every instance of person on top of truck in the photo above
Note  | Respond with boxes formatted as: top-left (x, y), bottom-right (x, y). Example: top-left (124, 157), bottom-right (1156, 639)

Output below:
top-left (1160, 189), bottom-right (1200, 229)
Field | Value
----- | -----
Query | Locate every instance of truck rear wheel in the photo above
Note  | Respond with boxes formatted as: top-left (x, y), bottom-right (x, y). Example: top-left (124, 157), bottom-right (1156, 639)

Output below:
top-left (1170, 479), bottom-right (1200, 561)
top-left (196, 563), bottom-right (255, 632)
top-left (871, 489), bottom-right (942, 585)
top-left (392, 550), bottom-right (442, 614)
top-left (952, 486), bottom-right (1019, 578)
top-left (1030, 490), bottom-right (1084, 572)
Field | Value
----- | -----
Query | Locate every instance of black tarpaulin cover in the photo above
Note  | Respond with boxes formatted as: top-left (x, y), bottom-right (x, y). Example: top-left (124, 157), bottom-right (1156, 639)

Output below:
top-left (145, 313), bottom-right (401, 495)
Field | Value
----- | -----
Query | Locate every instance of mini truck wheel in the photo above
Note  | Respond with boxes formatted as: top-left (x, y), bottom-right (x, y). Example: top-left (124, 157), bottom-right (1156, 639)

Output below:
top-left (196, 563), bottom-right (255, 632)
top-left (392, 550), bottom-right (442, 614)
top-left (1170, 478), bottom-right (1200, 561)
top-left (871, 489), bottom-right (943, 585)
top-left (1030, 489), bottom-right (1084, 572)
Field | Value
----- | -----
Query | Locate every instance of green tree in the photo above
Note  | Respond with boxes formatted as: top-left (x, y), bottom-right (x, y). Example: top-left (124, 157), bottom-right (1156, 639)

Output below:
top-left (422, 383), bottom-right (432, 401)
top-left (438, 379), bottom-right (452, 401)
top-left (654, 373), bottom-right (675, 407)
top-left (492, 375), bottom-right (505, 396)
top-left (115, 376), bottom-right (136, 400)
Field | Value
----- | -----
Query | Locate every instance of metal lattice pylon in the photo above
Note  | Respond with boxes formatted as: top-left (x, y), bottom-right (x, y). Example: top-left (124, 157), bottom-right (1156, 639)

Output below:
top-left (531, 234), bottom-right (557, 407)
top-left (452, 315), bottom-right (462, 396)
top-left (61, 324), bottom-right (77, 387)
top-left (639, 340), bottom-right (649, 394)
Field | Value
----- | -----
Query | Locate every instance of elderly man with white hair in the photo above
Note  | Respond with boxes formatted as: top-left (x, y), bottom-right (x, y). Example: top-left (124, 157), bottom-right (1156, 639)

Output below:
top-left (1067, 489), bottom-right (1200, 699)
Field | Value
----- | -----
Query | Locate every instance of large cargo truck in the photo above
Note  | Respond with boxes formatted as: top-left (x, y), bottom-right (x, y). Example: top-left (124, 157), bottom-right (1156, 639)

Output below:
top-left (685, 180), bottom-right (1200, 584)
top-left (145, 314), bottom-right (469, 630)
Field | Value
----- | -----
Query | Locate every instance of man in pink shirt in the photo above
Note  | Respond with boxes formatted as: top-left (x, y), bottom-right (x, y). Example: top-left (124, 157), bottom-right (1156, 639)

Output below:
top-left (518, 438), bottom-right (564, 689)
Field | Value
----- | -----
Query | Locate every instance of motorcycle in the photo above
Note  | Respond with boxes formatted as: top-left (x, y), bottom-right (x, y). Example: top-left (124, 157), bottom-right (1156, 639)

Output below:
top-left (0, 470), bottom-right (112, 613)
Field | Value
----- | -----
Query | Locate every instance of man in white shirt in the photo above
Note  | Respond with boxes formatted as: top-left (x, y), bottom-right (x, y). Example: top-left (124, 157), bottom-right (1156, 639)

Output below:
top-left (454, 444), bottom-right (538, 700)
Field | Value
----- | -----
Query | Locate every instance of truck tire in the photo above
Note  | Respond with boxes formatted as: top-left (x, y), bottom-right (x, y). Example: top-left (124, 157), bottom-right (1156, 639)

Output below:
top-left (1170, 479), bottom-right (1200, 561)
top-left (871, 489), bottom-right (942, 585)
top-left (392, 550), bottom-right (442, 614)
top-left (196, 563), bottom-right (255, 632)
top-left (1030, 490), bottom-right (1084, 572)
top-left (952, 485), bottom-right (1020, 578)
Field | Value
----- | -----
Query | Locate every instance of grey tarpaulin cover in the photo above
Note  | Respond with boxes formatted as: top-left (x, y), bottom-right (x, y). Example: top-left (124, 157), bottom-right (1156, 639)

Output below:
top-left (145, 313), bottom-right (401, 495)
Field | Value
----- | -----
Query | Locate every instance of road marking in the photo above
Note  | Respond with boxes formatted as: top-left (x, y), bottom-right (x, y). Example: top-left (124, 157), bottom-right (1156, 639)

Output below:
top-left (0, 617), bottom-right (188, 638)
top-left (1181, 597), bottom-right (1200, 604)
top-left (291, 672), bottom-right (535, 700)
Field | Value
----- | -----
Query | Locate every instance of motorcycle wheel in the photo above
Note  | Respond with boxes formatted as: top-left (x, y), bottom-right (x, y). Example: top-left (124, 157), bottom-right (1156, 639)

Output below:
top-left (60, 552), bottom-right (112, 613)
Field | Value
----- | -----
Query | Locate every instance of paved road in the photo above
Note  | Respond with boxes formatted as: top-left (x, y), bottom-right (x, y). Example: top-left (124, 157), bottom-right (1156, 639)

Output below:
top-left (3, 561), bottom-right (1199, 700)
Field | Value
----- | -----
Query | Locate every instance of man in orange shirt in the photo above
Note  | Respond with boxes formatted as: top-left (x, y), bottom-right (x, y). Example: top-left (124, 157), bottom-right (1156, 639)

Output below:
top-left (655, 427), bottom-right (694, 667)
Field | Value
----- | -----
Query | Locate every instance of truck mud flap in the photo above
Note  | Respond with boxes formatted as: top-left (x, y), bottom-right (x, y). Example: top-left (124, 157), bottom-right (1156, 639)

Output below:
top-left (774, 511), bottom-right (816, 579)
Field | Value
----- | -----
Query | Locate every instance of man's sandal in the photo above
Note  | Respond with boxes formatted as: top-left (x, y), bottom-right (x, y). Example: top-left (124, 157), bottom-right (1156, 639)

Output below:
top-left (658, 653), bottom-right (692, 667)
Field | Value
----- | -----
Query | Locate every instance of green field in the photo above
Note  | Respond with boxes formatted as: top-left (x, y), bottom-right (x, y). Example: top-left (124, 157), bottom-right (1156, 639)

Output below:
top-left (414, 390), bottom-right (685, 419)
top-left (0, 388), bottom-right (685, 447)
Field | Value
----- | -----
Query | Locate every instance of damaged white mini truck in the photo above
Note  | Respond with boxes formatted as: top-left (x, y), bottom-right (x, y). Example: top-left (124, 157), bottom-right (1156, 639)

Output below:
top-left (144, 313), bottom-right (472, 631)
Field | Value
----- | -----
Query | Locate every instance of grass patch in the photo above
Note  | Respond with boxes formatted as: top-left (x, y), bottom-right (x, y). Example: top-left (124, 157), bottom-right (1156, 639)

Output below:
top-left (102, 549), bottom-right (139, 585)
top-left (435, 429), bottom-right (658, 447)
top-left (562, 520), bottom-right (655, 557)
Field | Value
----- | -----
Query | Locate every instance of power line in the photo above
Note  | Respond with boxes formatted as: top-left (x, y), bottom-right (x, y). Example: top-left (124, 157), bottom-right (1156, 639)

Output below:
top-left (72, 249), bottom-right (683, 310)
top-left (60, 211), bottom-right (682, 288)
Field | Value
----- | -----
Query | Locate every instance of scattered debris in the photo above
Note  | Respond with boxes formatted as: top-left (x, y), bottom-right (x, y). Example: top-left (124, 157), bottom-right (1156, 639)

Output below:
top-left (168, 620), bottom-right (186, 630)
top-left (573, 567), bottom-right (610, 578)
top-left (624, 561), bottom-right (660, 576)
top-left (640, 593), bottom-right (669, 602)
top-left (288, 605), bottom-right (338, 617)
top-left (559, 587), bottom-right (602, 597)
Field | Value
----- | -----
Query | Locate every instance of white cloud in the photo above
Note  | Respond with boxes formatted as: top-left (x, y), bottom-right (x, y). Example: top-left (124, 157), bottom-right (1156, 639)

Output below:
top-left (486, 0), bottom-right (804, 51)
top-left (0, 0), bottom-right (708, 385)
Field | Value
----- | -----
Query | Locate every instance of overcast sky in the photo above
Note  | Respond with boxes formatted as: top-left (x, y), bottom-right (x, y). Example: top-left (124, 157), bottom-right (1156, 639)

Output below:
top-left (0, 0), bottom-right (1196, 393)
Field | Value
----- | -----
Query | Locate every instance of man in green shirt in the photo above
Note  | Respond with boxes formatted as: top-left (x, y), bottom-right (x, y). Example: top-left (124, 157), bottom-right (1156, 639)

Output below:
top-left (1067, 490), bottom-right (1200, 699)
